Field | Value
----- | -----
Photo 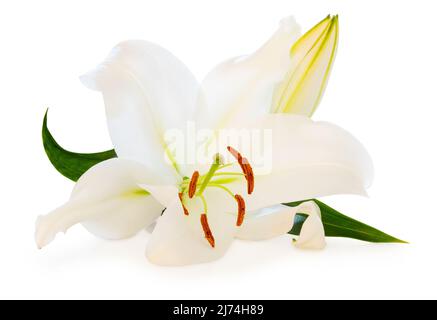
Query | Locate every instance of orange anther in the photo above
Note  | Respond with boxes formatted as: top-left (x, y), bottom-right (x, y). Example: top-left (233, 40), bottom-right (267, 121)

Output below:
top-left (235, 194), bottom-right (246, 226)
top-left (178, 193), bottom-right (189, 216)
top-left (242, 161), bottom-right (254, 195)
top-left (227, 146), bottom-right (243, 164)
top-left (200, 214), bottom-right (215, 248)
top-left (227, 145), bottom-right (255, 195)
top-left (188, 171), bottom-right (200, 198)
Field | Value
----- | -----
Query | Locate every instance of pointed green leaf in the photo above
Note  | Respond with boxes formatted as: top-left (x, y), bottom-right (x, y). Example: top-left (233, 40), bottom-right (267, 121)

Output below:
top-left (285, 199), bottom-right (406, 243)
top-left (42, 110), bottom-right (117, 181)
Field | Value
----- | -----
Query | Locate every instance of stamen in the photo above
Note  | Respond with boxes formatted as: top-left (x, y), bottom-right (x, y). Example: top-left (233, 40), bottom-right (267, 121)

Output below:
top-left (179, 149), bottom-right (254, 233)
top-left (209, 177), bottom-right (239, 185)
top-left (227, 146), bottom-right (243, 163)
top-left (241, 159), bottom-right (254, 195)
top-left (199, 194), bottom-right (208, 214)
top-left (207, 183), bottom-right (235, 198)
top-left (227, 146), bottom-right (255, 195)
top-left (200, 214), bottom-right (215, 248)
top-left (207, 184), bottom-right (246, 226)
top-left (235, 194), bottom-right (246, 226)
top-left (188, 171), bottom-right (199, 198)
top-left (240, 157), bottom-right (249, 176)
top-left (178, 192), bottom-right (189, 216)
top-left (213, 172), bottom-right (244, 177)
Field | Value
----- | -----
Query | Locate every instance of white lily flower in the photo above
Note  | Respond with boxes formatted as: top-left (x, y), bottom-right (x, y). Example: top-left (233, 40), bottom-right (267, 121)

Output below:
top-left (36, 15), bottom-right (373, 266)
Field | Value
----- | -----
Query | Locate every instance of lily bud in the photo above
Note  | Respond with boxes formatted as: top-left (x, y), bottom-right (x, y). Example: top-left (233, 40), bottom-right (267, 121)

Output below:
top-left (272, 15), bottom-right (339, 116)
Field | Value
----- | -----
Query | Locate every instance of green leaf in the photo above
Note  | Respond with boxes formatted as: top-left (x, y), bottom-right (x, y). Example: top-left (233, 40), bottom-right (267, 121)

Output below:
top-left (42, 109), bottom-right (117, 181)
top-left (285, 199), bottom-right (407, 243)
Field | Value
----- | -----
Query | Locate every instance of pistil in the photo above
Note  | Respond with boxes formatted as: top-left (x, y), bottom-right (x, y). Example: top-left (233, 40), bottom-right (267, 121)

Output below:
top-left (197, 153), bottom-right (223, 195)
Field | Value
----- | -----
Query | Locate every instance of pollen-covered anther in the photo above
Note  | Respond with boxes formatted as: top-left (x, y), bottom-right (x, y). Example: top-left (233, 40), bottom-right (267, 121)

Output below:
top-left (234, 194), bottom-right (246, 226)
top-left (178, 193), bottom-right (189, 216)
top-left (188, 171), bottom-right (199, 198)
top-left (227, 146), bottom-right (243, 164)
top-left (241, 158), bottom-right (254, 195)
top-left (200, 213), bottom-right (215, 248)
top-left (227, 145), bottom-right (255, 195)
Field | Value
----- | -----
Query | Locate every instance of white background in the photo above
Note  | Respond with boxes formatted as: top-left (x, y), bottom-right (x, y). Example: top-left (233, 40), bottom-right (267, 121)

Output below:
top-left (1, 0), bottom-right (436, 299)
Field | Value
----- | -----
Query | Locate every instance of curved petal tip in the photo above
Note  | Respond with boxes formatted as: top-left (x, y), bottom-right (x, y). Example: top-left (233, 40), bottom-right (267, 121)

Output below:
top-left (293, 201), bottom-right (326, 250)
top-left (35, 214), bottom-right (61, 249)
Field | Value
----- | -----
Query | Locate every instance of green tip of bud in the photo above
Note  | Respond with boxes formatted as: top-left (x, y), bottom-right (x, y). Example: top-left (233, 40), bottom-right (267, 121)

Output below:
top-left (272, 14), bottom-right (340, 116)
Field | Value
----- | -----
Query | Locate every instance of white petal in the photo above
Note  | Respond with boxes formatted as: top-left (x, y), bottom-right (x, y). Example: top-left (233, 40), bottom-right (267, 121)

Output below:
top-left (229, 114), bottom-right (373, 211)
top-left (81, 196), bottom-right (163, 241)
top-left (146, 188), bottom-right (237, 266)
top-left (138, 184), bottom-right (179, 208)
top-left (272, 15), bottom-right (339, 115)
top-left (80, 40), bottom-right (201, 182)
top-left (199, 16), bottom-right (301, 129)
top-left (237, 201), bottom-right (326, 249)
top-left (293, 201), bottom-right (326, 249)
top-left (35, 159), bottom-right (164, 249)
top-left (236, 204), bottom-right (295, 240)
